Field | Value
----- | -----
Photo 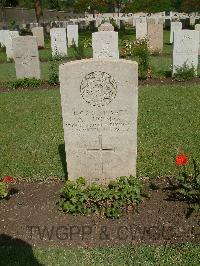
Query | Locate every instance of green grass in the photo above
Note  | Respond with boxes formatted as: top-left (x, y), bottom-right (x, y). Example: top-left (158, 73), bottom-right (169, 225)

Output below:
top-left (0, 62), bottom-right (50, 82)
top-left (0, 244), bottom-right (200, 265)
top-left (1, 84), bottom-right (200, 179)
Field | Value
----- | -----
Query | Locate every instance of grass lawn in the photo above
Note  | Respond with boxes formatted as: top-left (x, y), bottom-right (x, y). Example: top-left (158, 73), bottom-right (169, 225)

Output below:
top-left (1, 244), bottom-right (200, 265)
top-left (1, 83), bottom-right (200, 179)
top-left (0, 28), bottom-right (200, 265)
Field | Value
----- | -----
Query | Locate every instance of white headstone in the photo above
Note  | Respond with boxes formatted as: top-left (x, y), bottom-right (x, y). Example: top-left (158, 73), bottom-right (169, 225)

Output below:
top-left (92, 31), bottom-right (119, 59)
top-left (0, 30), bottom-right (9, 47)
top-left (31, 27), bottom-right (45, 48)
top-left (147, 20), bottom-right (163, 53)
top-left (59, 59), bottom-right (138, 184)
top-left (5, 31), bottom-right (19, 60)
top-left (67, 24), bottom-right (78, 47)
top-left (170, 22), bottom-right (182, 43)
top-left (195, 24), bottom-right (200, 55)
top-left (190, 16), bottom-right (196, 26)
top-left (136, 17), bottom-right (147, 39)
top-left (95, 18), bottom-right (102, 28)
top-left (13, 36), bottom-right (40, 79)
top-left (173, 30), bottom-right (199, 75)
top-left (50, 28), bottom-right (68, 57)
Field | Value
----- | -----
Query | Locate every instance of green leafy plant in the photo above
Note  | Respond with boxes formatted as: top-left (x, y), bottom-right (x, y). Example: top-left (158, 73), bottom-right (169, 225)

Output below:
top-left (0, 182), bottom-right (8, 199)
top-left (120, 38), bottom-right (151, 79)
top-left (8, 78), bottom-right (42, 89)
top-left (58, 176), bottom-right (145, 219)
top-left (48, 55), bottom-right (64, 85)
top-left (174, 62), bottom-right (196, 81)
top-left (71, 40), bottom-right (85, 60)
top-left (0, 176), bottom-right (15, 199)
top-left (83, 37), bottom-right (92, 48)
top-left (175, 153), bottom-right (200, 212)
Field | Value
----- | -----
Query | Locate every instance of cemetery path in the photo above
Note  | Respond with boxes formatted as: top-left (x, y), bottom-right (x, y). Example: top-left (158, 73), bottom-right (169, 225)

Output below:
top-left (0, 178), bottom-right (200, 248)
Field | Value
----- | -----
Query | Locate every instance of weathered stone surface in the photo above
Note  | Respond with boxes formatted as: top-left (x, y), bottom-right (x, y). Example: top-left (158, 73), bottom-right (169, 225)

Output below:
top-left (5, 30), bottom-right (19, 60)
top-left (98, 22), bottom-right (114, 32)
top-left (31, 27), bottom-right (45, 48)
top-left (50, 28), bottom-right (67, 57)
top-left (95, 18), bottom-right (102, 28)
top-left (170, 22), bottom-right (182, 43)
top-left (0, 30), bottom-right (9, 47)
top-left (136, 17), bottom-right (147, 39)
top-left (147, 22), bottom-right (163, 53)
top-left (195, 24), bottom-right (200, 55)
top-left (13, 36), bottom-right (40, 79)
top-left (92, 31), bottom-right (119, 59)
top-left (67, 24), bottom-right (78, 47)
top-left (173, 30), bottom-right (199, 75)
top-left (190, 16), bottom-right (196, 26)
top-left (59, 59), bottom-right (138, 184)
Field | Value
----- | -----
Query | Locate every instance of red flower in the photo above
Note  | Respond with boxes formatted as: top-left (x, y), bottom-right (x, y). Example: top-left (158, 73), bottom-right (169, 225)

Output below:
top-left (1, 176), bottom-right (15, 183)
top-left (176, 154), bottom-right (188, 166)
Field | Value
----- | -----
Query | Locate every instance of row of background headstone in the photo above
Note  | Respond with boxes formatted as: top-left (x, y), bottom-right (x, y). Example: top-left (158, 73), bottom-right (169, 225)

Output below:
top-left (0, 20), bottom-right (199, 79)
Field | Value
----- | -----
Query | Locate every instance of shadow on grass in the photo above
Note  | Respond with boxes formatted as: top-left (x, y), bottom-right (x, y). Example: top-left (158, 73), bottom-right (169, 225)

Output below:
top-left (58, 144), bottom-right (68, 180)
top-left (0, 234), bottom-right (43, 265)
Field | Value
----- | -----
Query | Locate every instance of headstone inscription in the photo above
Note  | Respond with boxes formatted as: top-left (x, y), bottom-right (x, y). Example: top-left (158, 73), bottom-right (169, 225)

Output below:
top-left (59, 59), bottom-right (138, 185)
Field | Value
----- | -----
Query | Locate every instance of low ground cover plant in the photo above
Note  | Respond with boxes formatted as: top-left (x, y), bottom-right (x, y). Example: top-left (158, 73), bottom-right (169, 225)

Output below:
top-left (174, 62), bottom-right (196, 81)
top-left (0, 176), bottom-right (15, 199)
top-left (8, 78), bottom-right (42, 89)
top-left (59, 176), bottom-right (145, 219)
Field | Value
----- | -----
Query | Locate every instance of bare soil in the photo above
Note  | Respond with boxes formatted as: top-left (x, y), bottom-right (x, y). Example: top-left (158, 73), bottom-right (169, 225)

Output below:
top-left (0, 178), bottom-right (200, 248)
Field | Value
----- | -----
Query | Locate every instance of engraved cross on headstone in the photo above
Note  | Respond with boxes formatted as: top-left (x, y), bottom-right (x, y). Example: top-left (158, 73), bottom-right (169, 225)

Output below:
top-left (87, 135), bottom-right (115, 174)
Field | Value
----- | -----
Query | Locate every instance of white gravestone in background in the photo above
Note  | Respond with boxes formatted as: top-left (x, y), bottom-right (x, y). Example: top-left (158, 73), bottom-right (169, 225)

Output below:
top-left (92, 31), bottom-right (119, 59)
top-left (173, 30), bottom-right (199, 75)
top-left (170, 22), bottom-right (182, 43)
top-left (50, 28), bottom-right (68, 57)
top-left (136, 17), bottom-right (147, 39)
top-left (5, 31), bottom-right (19, 60)
top-left (59, 59), bottom-right (138, 185)
top-left (67, 24), bottom-right (78, 47)
top-left (13, 36), bottom-right (40, 79)
top-left (95, 18), bottom-right (102, 28)
top-left (0, 30), bottom-right (9, 47)
top-left (147, 20), bottom-right (163, 53)
top-left (195, 24), bottom-right (200, 55)
top-left (31, 27), bottom-right (45, 48)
